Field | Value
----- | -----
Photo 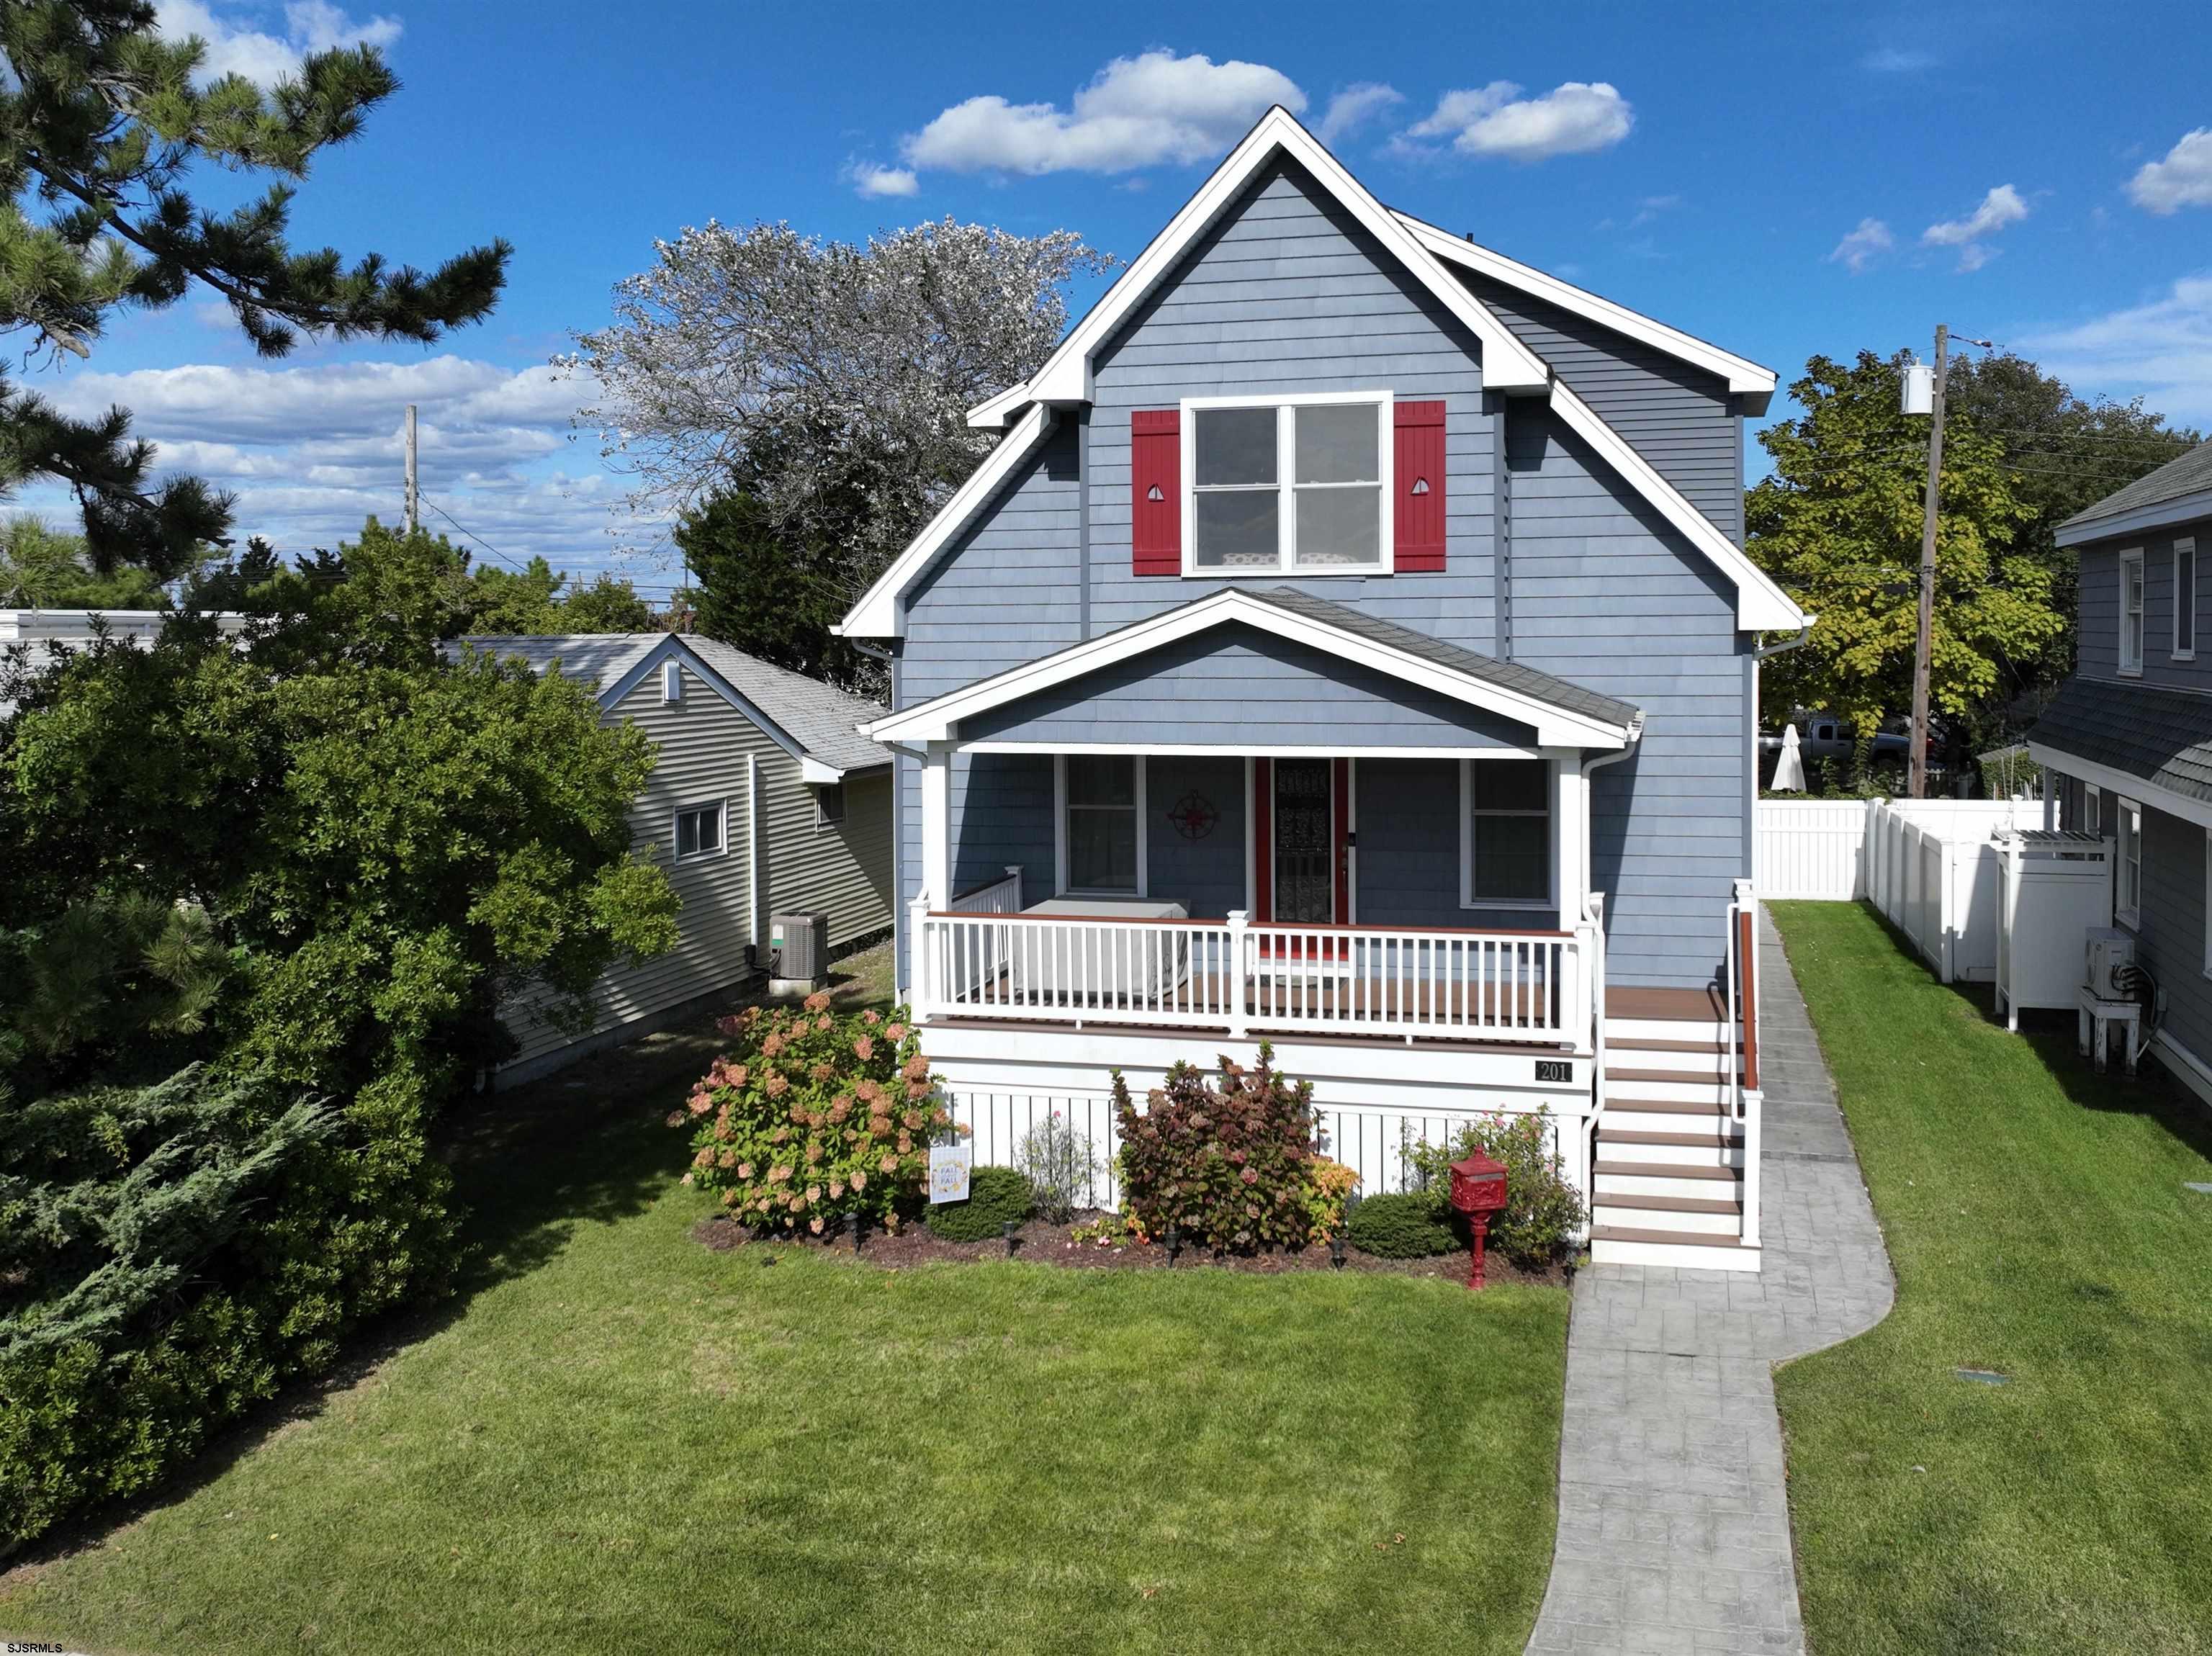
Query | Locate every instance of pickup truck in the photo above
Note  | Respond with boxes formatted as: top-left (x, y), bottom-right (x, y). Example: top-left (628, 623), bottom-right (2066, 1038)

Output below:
top-left (1758, 716), bottom-right (1912, 763)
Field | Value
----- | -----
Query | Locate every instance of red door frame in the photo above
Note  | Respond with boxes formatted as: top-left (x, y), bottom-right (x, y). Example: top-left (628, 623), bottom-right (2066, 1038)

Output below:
top-left (1251, 757), bottom-right (1352, 940)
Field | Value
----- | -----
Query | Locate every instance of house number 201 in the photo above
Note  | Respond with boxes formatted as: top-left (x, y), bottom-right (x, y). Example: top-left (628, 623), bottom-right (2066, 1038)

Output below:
top-left (1534, 1060), bottom-right (1572, 1083)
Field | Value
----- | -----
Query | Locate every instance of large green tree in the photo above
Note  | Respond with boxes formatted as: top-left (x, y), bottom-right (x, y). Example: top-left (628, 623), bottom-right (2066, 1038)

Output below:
top-left (1747, 351), bottom-right (2064, 744)
top-left (675, 488), bottom-right (871, 687)
top-left (0, 2), bottom-right (508, 575)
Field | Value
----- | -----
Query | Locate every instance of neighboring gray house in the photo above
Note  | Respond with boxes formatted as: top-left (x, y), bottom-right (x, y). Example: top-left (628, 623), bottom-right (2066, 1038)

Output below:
top-left (840, 109), bottom-right (1808, 1269)
top-left (2031, 437), bottom-right (2212, 1102)
top-left (462, 632), bottom-right (893, 1084)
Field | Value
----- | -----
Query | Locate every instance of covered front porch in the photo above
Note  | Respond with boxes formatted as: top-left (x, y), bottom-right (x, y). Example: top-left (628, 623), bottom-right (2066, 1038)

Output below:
top-left (874, 588), bottom-right (1649, 1056)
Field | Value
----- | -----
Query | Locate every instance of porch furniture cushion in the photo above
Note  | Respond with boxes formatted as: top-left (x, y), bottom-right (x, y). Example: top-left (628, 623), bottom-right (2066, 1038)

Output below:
top-left (1014, 896), bottom-right (1192, 999)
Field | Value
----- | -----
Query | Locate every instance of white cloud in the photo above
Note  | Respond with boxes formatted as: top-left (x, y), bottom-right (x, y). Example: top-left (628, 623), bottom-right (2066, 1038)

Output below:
top-left (32, 355), bottom-right (663, 577)
top-left (1828, 216), bottom-right (1894, 274)
top-left (1317, 82), bottom-right (1403, 145)
top-left (1921, 184), bottom-right (2028, 271)
top-left (2128, 129), bottom-right (2212, 215)
top-left (156, 1), bottom-right (401, 85)
top-left (1861, 47), bottom-right (1935, 73)
top-left (900, 50), bottom-right (1304, 176)
top-left (843, 161), bottom-right (920, 199)
top-left (2023, 273), bottom-right (2212, 426)
top-left (1396, 80), bottom-right (1632, 163)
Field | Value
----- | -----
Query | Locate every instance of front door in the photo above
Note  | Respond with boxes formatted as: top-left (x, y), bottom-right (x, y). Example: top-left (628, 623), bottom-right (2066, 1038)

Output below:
top-left (1272, 758), bottom-right (1334, 923)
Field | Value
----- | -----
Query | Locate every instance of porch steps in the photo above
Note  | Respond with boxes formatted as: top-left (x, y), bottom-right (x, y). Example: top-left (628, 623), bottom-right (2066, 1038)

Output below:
top-left (1591, 996), bottom-right (1759, 1271)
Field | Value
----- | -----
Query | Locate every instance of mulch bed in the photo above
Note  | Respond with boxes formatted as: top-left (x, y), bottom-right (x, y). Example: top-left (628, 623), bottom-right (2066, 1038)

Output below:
top-left (691, 1212), bottom-right (1569, 1288)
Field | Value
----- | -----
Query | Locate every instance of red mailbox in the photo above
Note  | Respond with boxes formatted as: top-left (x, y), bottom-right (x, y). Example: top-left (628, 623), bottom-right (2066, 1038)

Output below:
top-left (1448, 1148), bottom-right (1510, 1291)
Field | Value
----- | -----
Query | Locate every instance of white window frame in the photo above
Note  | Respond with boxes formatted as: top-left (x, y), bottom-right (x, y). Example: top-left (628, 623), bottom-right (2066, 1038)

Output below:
top-left (1053, 754), bottom-right (1148, 897)
top-left (2175, 536), bottom-right (2197, 662)
top-left (1180, 391), bottom-right (1395, 578)
top-left (2083, 783), bottom-right (2101, 839)
top-left (1457, 757), bottom-right (1555, 912)
top-left (2119, 548), bottom-right (2145, 675)
top-left (2116, 796), bottom-right (2142, 929)
top-left (812, 781), bottom-right (845, 830)
top-left (673, 799), bottom-right (726, 863)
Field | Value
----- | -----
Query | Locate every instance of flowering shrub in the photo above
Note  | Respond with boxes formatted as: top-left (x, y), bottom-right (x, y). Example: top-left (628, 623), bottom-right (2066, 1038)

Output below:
top-left (1405, 1108), bottom-right (1588, 1267)
top-left (674, 994), bottom-right (949, 1234)
top-left (1112, 1048), bottom-right (1319, 1254)
top-left (1014, 1113), bottom-right (1099, 1223)
top-left (1302, 1157), bottom-right (1360, 1241)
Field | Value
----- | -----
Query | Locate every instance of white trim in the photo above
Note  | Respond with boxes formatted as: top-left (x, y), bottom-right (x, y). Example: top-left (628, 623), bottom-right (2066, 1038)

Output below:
top-left (2055, 487), bottom-right (2212, 549)
top-left (2083, 779), bottom-right (2103, 837)
top-left (1019, 107), bottom-right (1550, 412)
top-left (1393, 212), bottom-right (1778, 405)
top-left (839, 405), bottom-right (1056, 639)
top-left (920, 742), bottom-right (953, 906)
top-left (672, 798), bottom-right (727, 863)
top-left (1547, 379), bottom-right (1807, 631)
top-left (2116, 796), bottom-right (2143, 929)
top-left (1457, 755), bottom-right (1558, 912)
top-left (965, 382), bottom-right (1033, 431)
top-left (1053, 752), bottom-right (1147, 897)
top-left (1180, 391), bottom-right (1393, 577)
top-left (2175, 536), bottom-right (2197, 662)
top-left (2036, 744), bottom-right (2212, 839)
top-left (2119, 547), bottom-right (2146, 676)
top-left (799, 756), bottom-right (845, 786)
top-left (863, 587), bottom-right (1635, 750)
top-left (963, 739), bottom-right (1544, 760)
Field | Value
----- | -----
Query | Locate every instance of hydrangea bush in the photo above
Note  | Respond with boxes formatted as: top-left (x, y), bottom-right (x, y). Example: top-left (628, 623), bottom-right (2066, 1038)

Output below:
top-left (676, 994), bottom-right (950, 1234)
top-left (1112, 1049), bottom-right (1319, 1254)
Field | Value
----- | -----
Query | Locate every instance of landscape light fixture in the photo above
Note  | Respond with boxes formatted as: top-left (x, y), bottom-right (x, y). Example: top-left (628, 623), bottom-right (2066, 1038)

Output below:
top-left (1164, 1221), bottom-right (1181, 1264)
top-left (1330, 1235), bottom-right (1347, 1270)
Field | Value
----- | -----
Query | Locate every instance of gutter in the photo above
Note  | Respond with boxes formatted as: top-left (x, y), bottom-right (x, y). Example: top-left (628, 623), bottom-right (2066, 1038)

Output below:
top-left (1753, 620), bottom-right (1815, 661)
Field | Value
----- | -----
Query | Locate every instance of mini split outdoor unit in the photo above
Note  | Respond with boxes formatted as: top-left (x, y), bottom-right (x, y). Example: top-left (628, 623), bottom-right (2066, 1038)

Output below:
top-left (2085, 928), bottom-right (2136, 1000)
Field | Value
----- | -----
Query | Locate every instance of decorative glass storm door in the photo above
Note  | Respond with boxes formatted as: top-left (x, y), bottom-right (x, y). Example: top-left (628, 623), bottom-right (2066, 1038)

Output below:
top-left (1272, 758), bottom-right (1334, 923)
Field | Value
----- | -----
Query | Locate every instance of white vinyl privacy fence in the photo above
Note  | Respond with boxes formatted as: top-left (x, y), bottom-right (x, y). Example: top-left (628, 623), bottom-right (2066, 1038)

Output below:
top-left (1758, 799), bottom-right (2031, 982)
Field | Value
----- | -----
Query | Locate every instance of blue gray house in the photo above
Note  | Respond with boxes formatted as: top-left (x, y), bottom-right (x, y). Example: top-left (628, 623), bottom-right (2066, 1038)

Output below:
top-left (839, 109), bottom-right (1807, 1268)
top-left (2031, 437), bottom-right (2212, 1101)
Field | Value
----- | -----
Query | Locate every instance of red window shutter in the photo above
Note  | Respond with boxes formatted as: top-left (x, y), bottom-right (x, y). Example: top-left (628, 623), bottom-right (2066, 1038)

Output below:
top-left (1393, 400), bottom-right (1447, 572)
top-left (1131, 409), bottom-right (1181, 575)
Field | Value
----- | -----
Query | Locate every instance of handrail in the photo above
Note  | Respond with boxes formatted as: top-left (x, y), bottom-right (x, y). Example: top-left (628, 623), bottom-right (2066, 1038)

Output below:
top-left (929, 909), bottom-right (1573, 938)
top-left (1728, 876), bottom-right (1762, 1251)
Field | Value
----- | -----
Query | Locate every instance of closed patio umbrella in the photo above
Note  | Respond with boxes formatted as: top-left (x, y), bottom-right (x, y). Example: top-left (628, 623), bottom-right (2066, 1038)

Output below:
top-left (1771, 723), bottom-right (1806, 792)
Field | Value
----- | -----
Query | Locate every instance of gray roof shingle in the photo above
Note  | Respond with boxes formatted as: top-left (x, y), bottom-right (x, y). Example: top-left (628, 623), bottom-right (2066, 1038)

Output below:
top-left (458, 634), bottom-right (889, 773)
top-left (2029, 675), bottom-right (2212, 805)
top-left (1248, 587), bottom-right (1642, 730)
top-left (2060, 438), bottom-right (2212, 535)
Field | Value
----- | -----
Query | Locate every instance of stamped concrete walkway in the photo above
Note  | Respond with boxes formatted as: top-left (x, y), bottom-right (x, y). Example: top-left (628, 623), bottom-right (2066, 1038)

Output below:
top-left (1525, 908), bottom-right (1896, 1655)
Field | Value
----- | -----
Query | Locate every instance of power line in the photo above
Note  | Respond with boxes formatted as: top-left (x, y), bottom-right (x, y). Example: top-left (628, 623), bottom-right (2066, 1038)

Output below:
top-left (419, 496), bottom-right (532, 575)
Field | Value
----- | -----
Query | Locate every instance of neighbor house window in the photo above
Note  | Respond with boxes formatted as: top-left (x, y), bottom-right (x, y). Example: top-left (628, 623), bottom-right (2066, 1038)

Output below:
top-left (674, 801), bottom-right (724, 860)
top-left (1186, 395), bottom-right (1389, 575)
top-left (1062, 755), bottom-right (1141, 893)
top-left (2117, 798), bottom-right (2142, 928)
top-left (813, 783), bottom-right (845, 829)
top-left (2120, 549), bottom-right (2145, 674)
top-left (1460, 758), bottom-right (1552, 906)
top-left (2176, 538), bottom-right (2198, 660)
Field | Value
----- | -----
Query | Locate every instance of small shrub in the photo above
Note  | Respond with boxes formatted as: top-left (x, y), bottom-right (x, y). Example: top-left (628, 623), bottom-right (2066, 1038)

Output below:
top-left (1303, 1156), bottom-right (1360, 1241)
top-left (1113, 1048), bottom-right (1318, 1254)
top-left (925, 1166), bottom-right (1035, 1241)
top-left (1346, 1191), bottom-right (1460, 1259)
top-left (1014, 1113), bottom-right (1098, 1224)
top-left (1068, 1210), bottom-right (1136, 1248)
top-left (1404, 1108), bottom-right (1588, 1267)
top-left (675, 995), bottom-right (949, 1234)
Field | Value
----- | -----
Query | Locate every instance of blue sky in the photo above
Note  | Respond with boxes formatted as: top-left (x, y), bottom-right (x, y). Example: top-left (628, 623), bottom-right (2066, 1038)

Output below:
top-left (30, 1), bottom-right (2212, 593)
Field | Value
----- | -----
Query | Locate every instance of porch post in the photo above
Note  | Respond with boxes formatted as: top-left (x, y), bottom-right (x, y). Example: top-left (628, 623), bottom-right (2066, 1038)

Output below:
top-left (920, 741), bottom-right (953, 907)
top-left (1551, 748), bottom-right (1587, 933)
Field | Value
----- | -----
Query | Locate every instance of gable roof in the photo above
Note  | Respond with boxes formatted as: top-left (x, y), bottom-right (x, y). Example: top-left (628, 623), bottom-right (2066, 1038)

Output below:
top-left (459, 633), bottom-right (889, 775)
top-left (842, 105), bottom-right (1806, 642)
top-left (865, 585), bottom-right (1640, 752)
top-left (2054, 438), bottom-right (2212, 547)
top-left (1390, 213), bottom-right (1777, 409)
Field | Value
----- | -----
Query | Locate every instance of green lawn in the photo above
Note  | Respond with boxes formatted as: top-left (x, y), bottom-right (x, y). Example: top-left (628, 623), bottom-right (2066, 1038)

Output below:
top-left (1771, 901), bottom-right (2212, 1656)
top-left (1, 950), bottom-right (1568, 1656)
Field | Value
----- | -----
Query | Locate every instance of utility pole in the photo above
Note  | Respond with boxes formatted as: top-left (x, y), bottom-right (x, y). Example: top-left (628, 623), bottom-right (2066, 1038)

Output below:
top-left (1909, 325), bottom-right (1947, 800)
top-left (404, 403), bottom-right (419, 534)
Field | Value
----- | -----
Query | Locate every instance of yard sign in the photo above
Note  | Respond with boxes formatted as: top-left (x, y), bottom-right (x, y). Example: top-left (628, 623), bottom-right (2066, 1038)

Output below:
top-left (928, 1140), bottom-right (972, 1205)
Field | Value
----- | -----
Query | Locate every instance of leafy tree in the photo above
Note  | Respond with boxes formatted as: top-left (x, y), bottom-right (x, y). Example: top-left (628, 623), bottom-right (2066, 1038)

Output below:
top-left (675, 489), bottom-right (873, 687)
top-left (1946, 354), bottom-right (2200, 686)
top-left (462, 554), bottom-right (657, 635)
top-left (0, 2), bottom-right (508, 575)
top-left (568, 218), bottom-right (1112, 614)
top-left (1747, 351), bottom-right (2064, 746)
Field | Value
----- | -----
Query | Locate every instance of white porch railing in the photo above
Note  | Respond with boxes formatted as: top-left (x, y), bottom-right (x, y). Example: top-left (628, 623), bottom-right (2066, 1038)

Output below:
top-left (911, 903), bottom-right (1598, 1048)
